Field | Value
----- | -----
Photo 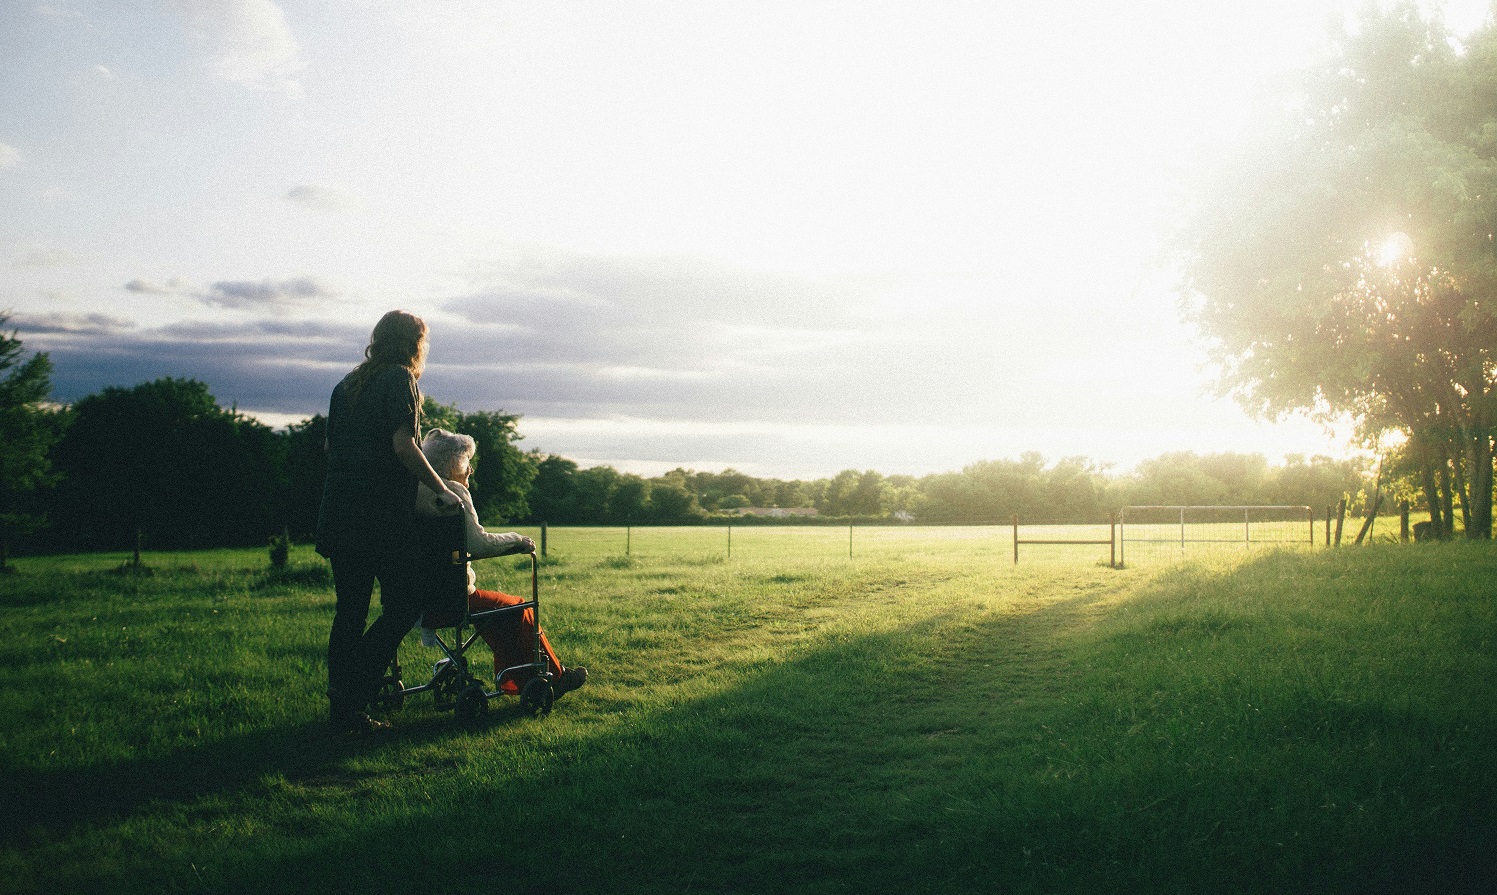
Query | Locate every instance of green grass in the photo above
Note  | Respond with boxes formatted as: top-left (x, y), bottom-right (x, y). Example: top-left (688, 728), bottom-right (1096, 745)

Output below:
top-left (1, 532), bottom-right (1494, 894)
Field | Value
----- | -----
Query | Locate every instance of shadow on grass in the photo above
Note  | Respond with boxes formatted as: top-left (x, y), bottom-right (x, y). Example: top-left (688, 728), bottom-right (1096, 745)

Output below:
top-left (0, 695), bottom-right (534, 847)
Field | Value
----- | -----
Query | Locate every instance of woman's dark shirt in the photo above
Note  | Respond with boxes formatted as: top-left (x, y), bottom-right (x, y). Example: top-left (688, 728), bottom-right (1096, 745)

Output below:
top-left (315, 366), bottom-right (420, 557)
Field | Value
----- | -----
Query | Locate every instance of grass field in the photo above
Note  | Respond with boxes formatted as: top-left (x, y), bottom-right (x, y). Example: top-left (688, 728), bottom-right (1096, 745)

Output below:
top-left (1, 528), bottom-right (1493, 894)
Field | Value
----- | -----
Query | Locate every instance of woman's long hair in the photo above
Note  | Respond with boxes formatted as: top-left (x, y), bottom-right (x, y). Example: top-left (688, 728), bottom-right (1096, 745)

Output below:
top-left (343, 310), bottom-right (429, 404)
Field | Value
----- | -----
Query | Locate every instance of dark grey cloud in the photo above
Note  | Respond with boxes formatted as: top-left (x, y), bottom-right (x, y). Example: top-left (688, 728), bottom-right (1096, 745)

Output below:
top-left (198, 277), bottom-right (335, 311)
top-left (9, 312), bottom-right (136, 336)
top-left (19, 315), bottom-right (367, 416)
top-left (123, 278), bottom-right (193, 295)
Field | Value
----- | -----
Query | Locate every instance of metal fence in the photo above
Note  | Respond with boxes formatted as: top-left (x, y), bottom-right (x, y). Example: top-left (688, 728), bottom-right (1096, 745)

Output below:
top-left (1117, 505), bottom-right (1315, 565)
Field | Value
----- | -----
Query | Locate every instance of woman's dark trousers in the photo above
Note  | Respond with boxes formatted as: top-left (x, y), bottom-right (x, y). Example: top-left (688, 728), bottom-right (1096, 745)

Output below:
top-left (327, 549), bottom-right (422, 720)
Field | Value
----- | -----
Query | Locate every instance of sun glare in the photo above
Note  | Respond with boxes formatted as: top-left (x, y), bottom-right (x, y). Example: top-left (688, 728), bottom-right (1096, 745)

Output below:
top-left (1377, 231), bottom-right (1415, 267)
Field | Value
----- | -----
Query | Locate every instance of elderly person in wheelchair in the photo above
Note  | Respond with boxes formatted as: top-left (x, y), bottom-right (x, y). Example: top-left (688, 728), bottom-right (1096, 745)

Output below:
top-left (415, 428), bottom-right (587, 699)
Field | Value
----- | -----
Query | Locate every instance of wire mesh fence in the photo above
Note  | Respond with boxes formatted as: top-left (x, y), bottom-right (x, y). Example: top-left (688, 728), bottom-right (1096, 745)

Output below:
top-left (1117, 505), bottom-right (1316, 565)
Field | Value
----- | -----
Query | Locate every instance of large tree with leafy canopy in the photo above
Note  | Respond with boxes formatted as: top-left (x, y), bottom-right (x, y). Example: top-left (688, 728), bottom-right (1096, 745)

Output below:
top-left (0, 315), bottom-right (65, 568)
top-left (52, 378), bottom-right (282, 550)
top-left (1175, 2), bottom-right (1497, 538)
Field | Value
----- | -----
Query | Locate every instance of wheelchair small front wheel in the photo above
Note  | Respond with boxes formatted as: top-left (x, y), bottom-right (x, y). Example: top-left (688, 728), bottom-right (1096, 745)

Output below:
top-left (520, 677), bottom-right (554, 715)
top-left (455, 684), bottom-right (488, 723)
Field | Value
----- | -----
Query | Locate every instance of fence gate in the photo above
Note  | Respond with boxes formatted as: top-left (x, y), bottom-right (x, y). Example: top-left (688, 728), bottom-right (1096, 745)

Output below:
top-left (1118, 505), bottom-right (1315, 565)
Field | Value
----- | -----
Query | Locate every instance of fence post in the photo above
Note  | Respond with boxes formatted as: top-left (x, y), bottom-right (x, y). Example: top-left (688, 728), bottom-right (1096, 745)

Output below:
top-left (1334, 499), bottom-right (1347, 546)
top-left (1110, 513), bottom-right (1117, 568)
top-left (849, 523), bottom-right (853, 559)
top-left (1012, 515), bottom-right (1019, 564)
top-left (1325, 506), bottom-right (1332, 547)
top-left (626, 525), bottom-right (631, 556)
top-left (1400, 501), bottom-right (1410, 543)
top-left (540, 522), bottom-right (548, 558)
top-left (727, 524), bottom-right (732, 559)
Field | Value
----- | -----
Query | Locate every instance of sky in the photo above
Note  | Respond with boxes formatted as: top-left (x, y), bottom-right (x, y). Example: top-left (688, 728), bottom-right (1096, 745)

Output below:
top-left (3, 0), bottom-right (1492, 480)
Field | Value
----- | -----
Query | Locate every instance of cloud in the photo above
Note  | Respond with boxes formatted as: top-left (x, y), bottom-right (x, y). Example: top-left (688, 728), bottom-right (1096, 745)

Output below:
top-left (13, 247), bottom-right (77, 268)
top-left (419, 252), bottom-right (1013, 429)
top-left (442, 254), bottom-right (886, 372)
top-left (8, 312), bottom-right (135, 337)
top-left (169, 0), bottom-right (305, 97)
top-left (285, 183), bottom-right (360, 211)
top-left (198, 277), bottom-right (336, 310)
top-left (0, 143), bottom-right (20, 169)
top-left (22, 316), bottom-right (367, 414)
top-left (124, 278), bottom-right (187, 295)
top-left (121, 275), bottom-right (334, 310)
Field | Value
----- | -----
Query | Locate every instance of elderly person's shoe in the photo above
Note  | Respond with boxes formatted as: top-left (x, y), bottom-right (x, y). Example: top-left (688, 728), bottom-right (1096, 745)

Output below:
top-left (554, 666), bottom-right (587, 698)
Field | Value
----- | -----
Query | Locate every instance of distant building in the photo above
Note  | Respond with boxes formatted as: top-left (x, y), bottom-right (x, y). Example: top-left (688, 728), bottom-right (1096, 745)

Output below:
top-left (728, 507), bottom-right (819, 517)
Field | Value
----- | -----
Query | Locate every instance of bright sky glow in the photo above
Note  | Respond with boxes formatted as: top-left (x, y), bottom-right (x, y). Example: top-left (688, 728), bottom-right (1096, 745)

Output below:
top-left (2, 0), bottom-right (1489, 478)
top-left (1378, 231), bottom-right (1418, 267)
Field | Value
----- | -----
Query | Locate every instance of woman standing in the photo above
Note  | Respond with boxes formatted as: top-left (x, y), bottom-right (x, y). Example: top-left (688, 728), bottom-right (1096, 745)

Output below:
top-left (316, 310), bottom-right (461, 735)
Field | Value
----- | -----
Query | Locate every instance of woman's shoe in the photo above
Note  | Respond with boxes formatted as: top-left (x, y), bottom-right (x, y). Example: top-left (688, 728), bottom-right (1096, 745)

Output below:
top-left (331, 711), bottom-right (391, 737)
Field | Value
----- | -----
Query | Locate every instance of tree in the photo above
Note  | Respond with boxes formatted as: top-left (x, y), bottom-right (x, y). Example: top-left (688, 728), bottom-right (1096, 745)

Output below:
top-left (917, 454), bottom-right (1049, 522)
top-left (849, 470), bottom-right (891, 516)
top-left (1174, 4), bottom-right (1497, 537)
top-left (529, 454), bottom-right (580, 523)
top-left (0, 316), bottom-right (64, 568)
top-left (574, 465), bottom-right (621, 521)
top-left (817, 469), bottom-right (862, 516)
top-left (420, 397), bottom-right (463, 434)
top-left (457, 409), bottom-right (534, 523)
top-left (609, 474), bottom-right (650, 523)
top-left (1268, 454), bottom-right (1371, 513)
top-left (282, 415), bottom-right (327, 541)
top-left (649, 470), bottom-right (704, 523)
top-left (771, 480), bottom-right (813, 509)
top-left (52, 378), bottom-right (279, 550)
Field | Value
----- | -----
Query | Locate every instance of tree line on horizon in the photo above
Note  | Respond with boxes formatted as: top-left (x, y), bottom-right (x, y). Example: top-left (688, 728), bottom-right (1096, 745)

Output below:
top-left (2, 343), bottom-right (1378, 560)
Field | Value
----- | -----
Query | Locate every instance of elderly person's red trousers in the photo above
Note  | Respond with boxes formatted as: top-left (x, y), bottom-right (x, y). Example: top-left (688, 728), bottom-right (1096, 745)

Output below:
top-left (469, 589), bottom-right (565, 691)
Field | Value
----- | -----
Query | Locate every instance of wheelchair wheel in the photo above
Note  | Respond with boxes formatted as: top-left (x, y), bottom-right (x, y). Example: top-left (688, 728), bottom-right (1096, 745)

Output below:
top-left (455, 683), bottom-right (488, 723)
top-left (520, 677), bottom-right (554, 715)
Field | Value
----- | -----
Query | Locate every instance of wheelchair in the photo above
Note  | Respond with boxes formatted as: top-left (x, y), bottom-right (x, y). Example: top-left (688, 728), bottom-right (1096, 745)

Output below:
top-left (374, 513), bottom-right (555, 722)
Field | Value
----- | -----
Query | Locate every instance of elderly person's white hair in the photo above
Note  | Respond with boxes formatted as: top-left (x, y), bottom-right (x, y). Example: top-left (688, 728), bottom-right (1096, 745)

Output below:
top-left (421, 428), bottom-right (477, 479)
